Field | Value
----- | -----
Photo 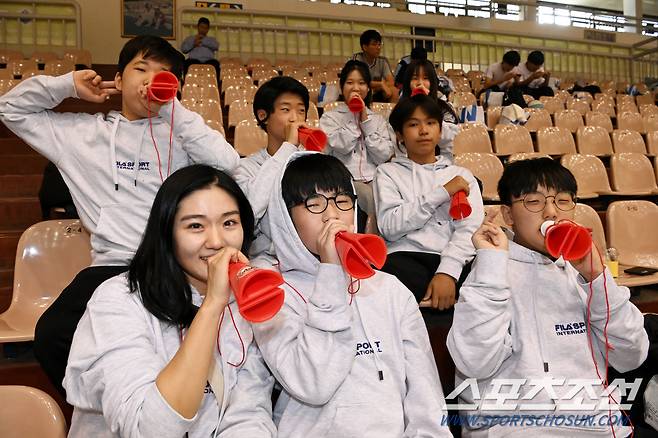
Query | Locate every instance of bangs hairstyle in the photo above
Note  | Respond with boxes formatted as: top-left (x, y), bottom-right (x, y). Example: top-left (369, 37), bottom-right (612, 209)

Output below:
top-left (128, 165), bottom-right (255, 328)
top-left (389, 93), bottom-right (444, 133)
top-left (401, 60), bottom-right (439, 100)
top-left (498, 158), bottom-right (578, 205)
top-left (253, 76), bottom-right (310, 131)
top-left (118, 35), bottom-right (185, 80)
top-left (339, 60), bottom-right (373, 107)
top-left (282, 154), bottom-right (354, 210)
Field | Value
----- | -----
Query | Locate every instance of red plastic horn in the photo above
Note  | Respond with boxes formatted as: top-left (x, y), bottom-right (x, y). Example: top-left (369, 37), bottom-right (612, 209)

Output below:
top-left (449, 191), bottom-right (472, 220)
top-left (147, 71), bottom-right (179, 103)
top-left (298, 127), bottom-right (327, 152)
top-left (540, 220), bottom-right (592, 261)
top-left (228, 262), bottom-right (285, 323)
top-left (411, 87), bottom-right (429, 97)
top-left (348, 95), bottom-right (365, 113)
top-left (334, 232), bottom-right (387, 279)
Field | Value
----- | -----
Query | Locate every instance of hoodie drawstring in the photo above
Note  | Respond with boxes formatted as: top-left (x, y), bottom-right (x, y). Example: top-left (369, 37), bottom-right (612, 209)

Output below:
top-left (109, 116), bottom-right (120, 191)
top-left (353, 296), bottom-right (385, 381)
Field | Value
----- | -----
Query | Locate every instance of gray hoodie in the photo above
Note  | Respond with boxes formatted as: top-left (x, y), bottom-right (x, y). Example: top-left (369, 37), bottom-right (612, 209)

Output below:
top-left (0, 72), bottom-right (240, 265)
top-left (64, 274), bottom-right (276, 438)
top-left (319, 105), bottom-right (395, 182)
top-left (252, 151), bottom-right (453, 437)
top-left (373, 155), bottom-right (484, 280)
top-left (447, 242), bottom-right (649, 437)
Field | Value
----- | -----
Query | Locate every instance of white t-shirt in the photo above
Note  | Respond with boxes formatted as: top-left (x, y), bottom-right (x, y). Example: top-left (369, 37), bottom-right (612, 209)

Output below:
top-left (514, 63), bottom-right (546, 88)
top-left (485, 62), bottom-right (514, 90)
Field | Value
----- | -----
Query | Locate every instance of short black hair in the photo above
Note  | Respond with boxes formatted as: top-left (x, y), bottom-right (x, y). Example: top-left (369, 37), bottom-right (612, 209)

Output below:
top-left (410, 46), bottom-right (428, 61)
top-left (502, 50), bottom-right (521, 67)
top-left (401, 60), bottom-right (438, 100)
top-left (253, 76), bottom-right (310, 131)
top-left (118, 35), bottom-right (185, 80)
top-left (198, 17), bottom-right (210, 26)
top-left (282, 154), bottom-right (354, 210)
top-left (527, 50), bottom-right (545, 66)
top-left (498, 158), bottom-right (577, 205)
top-left (129, 165), bottom-right (255, 328)
top-left (360, 29), bottom-right (382, 49)
top-left (389, 93), bottom-right (444, 133)
top-left (339, 60), bottom-right (373, 107)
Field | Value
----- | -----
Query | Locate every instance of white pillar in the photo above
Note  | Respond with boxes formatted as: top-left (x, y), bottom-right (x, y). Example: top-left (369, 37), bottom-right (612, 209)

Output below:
top-left (623, 0), bottom-right (643, 34)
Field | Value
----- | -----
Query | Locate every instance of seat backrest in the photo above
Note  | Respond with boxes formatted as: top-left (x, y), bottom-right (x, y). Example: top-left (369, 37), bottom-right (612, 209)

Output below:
top-left (483, 204), bottom-right (509, 228)
top-left (3, 220), bottom-right (91, 338)
top-left (609, 153), bottom-right (658, 192)
top-left (0, 386), bottom-right (67, 438)
top-left (584, 111), bottom-right (613, 133)
top-left (606, 200), bottom-right (658, 267)
top-left (611, 129), bottom-right (646, 154)
top-left (493, 124), bottom-right (533, 155)
top-left (223, 85), bottom-right (248, 108)
top-left (63, 48), bottom-right (92, 67)
top-left (507, 152), bottom-right (551, 163)
top-left (234, 121), bottom-right (267, 157)
top-left (453, 124), bottom-right (492, 154)
top-left (617, 111), bottom-right (645, 133)
top-left (576, 126), bottom-right (613, 155)
top-left (453, 152), bottom-right (503, 200)
top-left (228, 99), bottom-right (255, 128)
top-left (616, 94), bottom-right (635, 106)
top-left (536, 127), bottom-right (576, 155)
top-left (643, 113), bottom-right (658, 133)
top-left (591, 100), bottom-right (616, 117)
top-left (647, 131), bottom-right (658, 155)
top-left (43, 60), bottom-right (75, 76)
top-left (574, 203), bottom-right (606, 254)
top-left (307, 102), bottom-right (320, 123)
top-left (554, 109), bottom-right (584, 133)
top-left (451, 92), bottom-right (477, 108)
top-left (636, 94), bottom-right (655, 106)
top-left (539, 97), bottom-right (564, 114)
top-left (560, 153), bottom-right (612, 196)
top-left (524, 109), bottom-right (552, 132)
top-left (486, 106), bottom-right (502, 129)
top-left (566, 98), bottom-right (590, 115)
top-left (639, 104), bottom-right (658, 116)
top-left (371, 102), bottom-right (394, 120)
top-left (322, 101), bottom-right (345, 112)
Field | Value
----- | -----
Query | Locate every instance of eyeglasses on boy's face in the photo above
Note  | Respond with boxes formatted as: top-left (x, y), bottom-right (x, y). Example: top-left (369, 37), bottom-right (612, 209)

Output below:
top-left (511, 192), bottom-right (577, 213)
top-left (302, 192), bottom-right (357, 214)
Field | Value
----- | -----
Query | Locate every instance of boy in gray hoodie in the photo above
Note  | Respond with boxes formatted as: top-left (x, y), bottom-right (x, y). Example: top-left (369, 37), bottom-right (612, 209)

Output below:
top-left (252, 151), bottom-right (453, 437)
top-left (447, 158), bottom-right (649, 437)
top-left (0, 35), bottom-right (239, 394)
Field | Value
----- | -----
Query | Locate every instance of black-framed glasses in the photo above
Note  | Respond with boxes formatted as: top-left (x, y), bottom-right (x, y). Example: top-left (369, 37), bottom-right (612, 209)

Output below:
top-left (512, 192), bottom-right (576, 213)
top-left (302, 192), bottom-right (357, 214)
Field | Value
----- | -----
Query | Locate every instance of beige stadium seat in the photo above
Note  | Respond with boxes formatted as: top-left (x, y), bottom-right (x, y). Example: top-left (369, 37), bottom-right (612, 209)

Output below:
top-left (228, 99), bottom-right (255, 128)
top-left (446, 68), bottom-right (465, 77)
top-left (636, 93), bottom-right (655, 106)
top-left (615, 81), bottom-right (630, 94)
top-left (483, 204), bottom-right (508, 228)
top-left (611, 129), bottom-right (646, 154)
top-left (0, 49), bottom-right (23, 64)
top-left (584, 111), bottom-right (613, 133)
top-left (647, 131), bottom-right (658, 155)
top-left (251, 68), bottom-right (278, 82)
top-left (609, 153), bottom-right (658, 195)
top-left (0, 79), bottom-right (18, 96)
top-left (371, 102), bottom-right (395, 120)
top-left (536, 127), bottom-right (576, 155)
top-left (322, 101), bottom-right (345, 112)
top-left (617, 111), bottom-right (645, 133)
top-left (573, 203), bottom-right (606, 256)
top-left (554, 90), bottom-right (570, 103)
top-left (566, 98), bottom-right (590, 115)
top-left (606, 201), bottom-right (658, 285)
top-left (221, 75), bottom-right (253, 94)
top-left (643, 113), bottom-right (658, 133)
top-left (0, 69), bottom-right (11, 80)
top-left (576, 126), bottom-right (613, 156)
top-left (591, 100), bottom-right (616, 117)
top-left (493, 124), bottom-right (533, 155)
top-left (451, 92), bottom-right (477, 108)
top-left (454, 123), bottom-right (493, 154)
top-left (43, 60), bottom-right (75, 76)
top-left (188, 64), bottom-right (216, 77)
top-left (525, 108), bottom-right (552, 132)
top-left (29, 51), bottom-right (58, 64)
top-left (220, 67), bottom-right (248, 81)
top-left (307, 101), bottom-right (320, 123)
top-left (486, 106), bottom-right (502, 129)
top-left (616, 94), bottom-right (635, 107)
top-left (63, 48), bottom-right (92, 68)
top-left (554, 109), bottom-right (584, 133)
top-left (223, 85), bottom-right (248, 108)
top-left (181, 84), bottom-right (220, 101)
top-left (0, 386), bottom-right (67, 438)
top-left (8, 59), bottom-right (37, 78)
top-left (234, 120), bottom-right (267, 157)
top-left (539, 96), bottom-right (564, 114)
top-left (454, 153), bottom-right (503, 201)
top-left (639, 104), bottom-right (658, 116)
top-left (507, 152), bottom-right (551, 163)
top-left (0, 220), bottom-right (91, 342)
top-left (560, 154), bottom-right (613, 198)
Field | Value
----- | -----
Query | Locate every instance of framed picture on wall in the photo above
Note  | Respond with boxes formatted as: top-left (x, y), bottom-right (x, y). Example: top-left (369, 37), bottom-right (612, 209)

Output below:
top-left (122, 0), bottom-right (176, 39)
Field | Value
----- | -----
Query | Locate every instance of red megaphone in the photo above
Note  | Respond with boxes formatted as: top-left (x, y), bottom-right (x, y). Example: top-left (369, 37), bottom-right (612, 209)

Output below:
top-left (540, 220), bottom-right (592, 261)
top-left (334, 232), bottom-right (387, 279)
top-left (411, 87), bottom-right (429, 97)
top-left (298, 127), bottom-right (327, 152)
top-left (449, 191), bottom-right (471, 220)
top-left (228, 262), bottom-right (285, 323)
top-left (148, 71), bottom-right (179, 103)
top-left (348, 95), bottom-right (365, 113)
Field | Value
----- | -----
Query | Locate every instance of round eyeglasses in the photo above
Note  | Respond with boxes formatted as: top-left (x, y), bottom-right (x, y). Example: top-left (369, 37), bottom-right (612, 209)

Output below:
top-left (303, 192), bottom-right (357, 214)
top-left (512, 192), bottom-right (576, 213)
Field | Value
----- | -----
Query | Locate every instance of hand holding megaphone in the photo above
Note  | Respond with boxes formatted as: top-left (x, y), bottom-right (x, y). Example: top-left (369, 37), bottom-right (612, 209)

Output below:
top-left (540, 220), bottom-right (592, 261)
top-left (334, 232), bottom-right (387, 279)
top-left (348, 94), bottom-right (365, 113)
top-left (298, 127), bottom-right (327, 152)
top-left (228, 262), bottom-right (285, 323)
top-left (147, 71), bottom-right (179, 103)
top-left (449, 191), bottom-right (471, 220)
top-left (411, 86), bottom-right (429, 97)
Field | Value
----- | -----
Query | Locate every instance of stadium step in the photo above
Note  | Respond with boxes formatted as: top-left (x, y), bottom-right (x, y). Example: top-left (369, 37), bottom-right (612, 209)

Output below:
top-left (0, 175), bottom-right (43, 197)
top-left (0, 155), bottom-right (47, 175)
top-left (0, 197), bottom-right (42, 231)
top-left (0, 138), bottom-right (37, 156)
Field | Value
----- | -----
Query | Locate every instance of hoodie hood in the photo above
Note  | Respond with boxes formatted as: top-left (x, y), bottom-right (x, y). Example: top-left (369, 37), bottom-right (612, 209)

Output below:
top-left (264, 151), bottom-right (358, 276)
